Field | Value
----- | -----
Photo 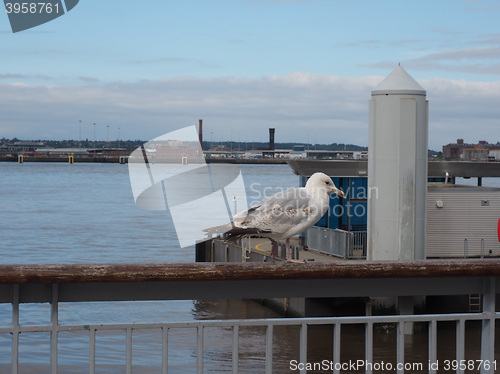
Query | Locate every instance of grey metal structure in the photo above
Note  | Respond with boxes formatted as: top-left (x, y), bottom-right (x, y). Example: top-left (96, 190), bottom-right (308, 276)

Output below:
top-left (305, 227), bottom-right (351, 258)
top-left (289, 159), bottom-right (500, 259)
top-left (0, 261), bottom-right (498, 374)
top-left (426, 185), bottom-right (500, 258)
top-left (368, 66), bottom-right (428, 261)
top-left (288, 159), bottom-right (500, 180)
top-left (305, 226), bottom-right (367, 259)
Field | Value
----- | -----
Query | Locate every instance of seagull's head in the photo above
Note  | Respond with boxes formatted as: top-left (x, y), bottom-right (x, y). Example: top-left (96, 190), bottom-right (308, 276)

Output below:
top-left (306, 172), bottom-right (345, 198)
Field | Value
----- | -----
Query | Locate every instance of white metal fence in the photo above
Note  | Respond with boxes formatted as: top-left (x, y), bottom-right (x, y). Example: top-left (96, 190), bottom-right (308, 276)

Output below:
top-left (0, 262), bottom-right (498, 373)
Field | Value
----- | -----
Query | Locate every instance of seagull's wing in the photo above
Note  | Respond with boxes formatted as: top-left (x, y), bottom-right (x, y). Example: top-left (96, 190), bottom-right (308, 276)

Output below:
top-left (233, 187), bottom-right (321, 237)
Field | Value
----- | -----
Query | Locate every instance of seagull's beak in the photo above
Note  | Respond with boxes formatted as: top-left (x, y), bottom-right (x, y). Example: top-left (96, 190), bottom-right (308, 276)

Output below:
top-left (332, 188), bottom-right (345, 198)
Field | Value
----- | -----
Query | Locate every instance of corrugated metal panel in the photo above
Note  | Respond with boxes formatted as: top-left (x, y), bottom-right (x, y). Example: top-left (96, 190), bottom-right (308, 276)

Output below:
top-left (426, 188), bottom-right (500, 257)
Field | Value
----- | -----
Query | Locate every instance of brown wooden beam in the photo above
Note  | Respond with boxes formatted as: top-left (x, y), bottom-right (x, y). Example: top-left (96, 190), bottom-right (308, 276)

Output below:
top-left (0, 260), bottom-right (499, 284)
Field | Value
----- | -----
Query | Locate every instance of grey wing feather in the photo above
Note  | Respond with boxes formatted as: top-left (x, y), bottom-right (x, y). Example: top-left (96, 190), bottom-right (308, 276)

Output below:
top-left (234, 187), bottom-right (314, 234)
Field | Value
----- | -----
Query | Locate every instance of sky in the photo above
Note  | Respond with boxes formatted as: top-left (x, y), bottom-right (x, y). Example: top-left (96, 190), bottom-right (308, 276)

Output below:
top-left (1, 0), bottom-right (500, 151)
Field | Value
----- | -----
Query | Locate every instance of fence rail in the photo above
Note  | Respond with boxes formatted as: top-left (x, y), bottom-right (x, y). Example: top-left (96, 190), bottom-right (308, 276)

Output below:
top-left (306, 227), bottom-right (351, 258)
top-left (0, 261), bottom-right (498, 374)
top-left (305, 227), bottom-right (372, 259)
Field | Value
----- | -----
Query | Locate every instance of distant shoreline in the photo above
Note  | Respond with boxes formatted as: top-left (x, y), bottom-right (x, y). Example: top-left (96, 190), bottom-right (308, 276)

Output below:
top-left (0, 155), bottom-right (288, 164)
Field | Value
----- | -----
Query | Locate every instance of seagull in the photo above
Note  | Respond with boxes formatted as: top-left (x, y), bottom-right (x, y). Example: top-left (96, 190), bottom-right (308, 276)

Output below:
top-left (215, 172), bottom-right (345, 263)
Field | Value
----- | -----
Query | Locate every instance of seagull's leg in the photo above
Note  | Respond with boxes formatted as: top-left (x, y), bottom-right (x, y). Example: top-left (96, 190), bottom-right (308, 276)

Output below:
top-left (286, 238), bottom-right (305, 263)
top-left (269, 238), bottom-right (278, 258)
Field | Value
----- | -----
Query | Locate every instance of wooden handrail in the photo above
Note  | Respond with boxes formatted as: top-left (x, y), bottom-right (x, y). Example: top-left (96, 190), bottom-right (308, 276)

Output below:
top-left (0, 259), bottom-right (499, 284)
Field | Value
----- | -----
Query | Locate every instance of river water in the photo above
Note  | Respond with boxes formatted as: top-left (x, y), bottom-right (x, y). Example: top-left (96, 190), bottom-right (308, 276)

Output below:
top-left (0, 163), bottom-right (497, 373)
top-left (0, 163), bottom-right (301, 373)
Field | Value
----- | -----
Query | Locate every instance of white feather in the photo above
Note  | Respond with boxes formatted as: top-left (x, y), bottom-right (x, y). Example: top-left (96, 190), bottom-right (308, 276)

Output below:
top-left (232, 172), bottom-right (343, 240)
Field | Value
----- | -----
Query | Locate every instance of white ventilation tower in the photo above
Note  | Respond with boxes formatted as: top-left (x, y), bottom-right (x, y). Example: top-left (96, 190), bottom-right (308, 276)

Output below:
top-left (368, 66), bottom-right (428, 261)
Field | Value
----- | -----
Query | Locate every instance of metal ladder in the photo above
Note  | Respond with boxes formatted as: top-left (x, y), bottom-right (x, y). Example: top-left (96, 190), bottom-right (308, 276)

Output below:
top-left (468, 294), bottom-right (482, 313)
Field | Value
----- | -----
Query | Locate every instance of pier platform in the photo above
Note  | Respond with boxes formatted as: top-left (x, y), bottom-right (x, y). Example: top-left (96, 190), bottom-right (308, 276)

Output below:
top-left (244, 237), bottom-right (342, 262)
top-left (196, 237), bottom-right (343, 264)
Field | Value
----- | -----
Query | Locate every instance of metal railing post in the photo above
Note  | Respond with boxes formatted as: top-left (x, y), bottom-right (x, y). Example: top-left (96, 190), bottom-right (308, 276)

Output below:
top-left (480, 277), bottom-right (496, 374)
top-left (265, 324), bottom-right (273, 374)
top-left (396, 322), bottom-right (405, 374)
top-left (126, 327), bottom-right (132, 374)
top-left (232, 325), bottom-right (239, 374)
top-left (11, 284), bottom-right (19, 374)
top-left (428, 320), bottom-right (437, 374)
top-left (299, 323), bottom-right (307, 374)
top-left (456, 319), bottom-right (466, 374)
top-left (332, 323), bottom-right (341, 374)
top-left (365, 322), bottom-right (373, 374)
top-left (162, 326), bottom-right (169, 374)
top-left (89, 328), bottom-right (96, 374)
top-left (197, 326), bottom-right (204, 374)
top-left (50, 284), bottom-right (59, 374)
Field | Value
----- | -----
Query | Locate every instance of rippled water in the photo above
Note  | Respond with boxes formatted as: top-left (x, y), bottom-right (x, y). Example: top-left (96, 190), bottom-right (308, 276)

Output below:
top-left (0, 163), bottom-right (497, 373)
top-left (0, 162), bottom-right (300, 372)
top-left (0, 162), bottom-right (298, 264)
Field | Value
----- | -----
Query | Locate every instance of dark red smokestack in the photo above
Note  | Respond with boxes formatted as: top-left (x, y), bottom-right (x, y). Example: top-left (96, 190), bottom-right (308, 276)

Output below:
top-left (269, 128), bottom-right (275, 150)
top-left (199, 119), bottom-right (203, 147)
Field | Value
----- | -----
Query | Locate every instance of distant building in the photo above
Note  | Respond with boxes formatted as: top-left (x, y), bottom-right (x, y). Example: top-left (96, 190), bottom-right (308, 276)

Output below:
top-left (208, 148), bottom-right (367, 160)
top-left (0, 141), bottom-right (46, 153)
top-left (443, 139), bottom-right (500, 161)
top-left (442, 139), bottom-right (473, 158)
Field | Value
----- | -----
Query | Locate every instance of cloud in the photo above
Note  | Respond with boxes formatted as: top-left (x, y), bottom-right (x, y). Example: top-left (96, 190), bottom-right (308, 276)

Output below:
top-left (130, 57), bottom-right (191, 64)
top-left (129, 57), bottom-right (221, 70)
top-left (0, 73), bottom-right (52, 80)
top-left (430, 28), bottom-right (464, 36)
top-left (78, 76), bottom-right (100, 83)
top-left (0, 74), bottom-right (29, 80)
top-left (363, 46), bottom-right (500, 75)
top-left (470, 33), bottom-right (500, 45)
top-left (465, 1), bottom-right (500, 13)
top-left (423, 78), bottom-right (500, 148)
top-left (334, 38), bottom-right (429, 49)
top-left (227, 38), bottom-right (246, 44)
top-left (0, 73), bottom-right (499, 151)
top-left (415, 46), bottom-right (500, 62)
top-left (251, 0), bottom-right (324, 3)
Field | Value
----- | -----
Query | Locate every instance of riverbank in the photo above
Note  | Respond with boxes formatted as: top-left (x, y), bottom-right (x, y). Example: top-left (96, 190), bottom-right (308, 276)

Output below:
top-left (0, 155), bottom-right (288, 164)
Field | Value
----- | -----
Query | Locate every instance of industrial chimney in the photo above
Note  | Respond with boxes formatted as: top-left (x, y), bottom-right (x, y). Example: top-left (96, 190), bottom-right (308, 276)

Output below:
top-left (198, 119), bottom-right (203, 147)
top-left (269, 128), bottom-right (275, 150)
